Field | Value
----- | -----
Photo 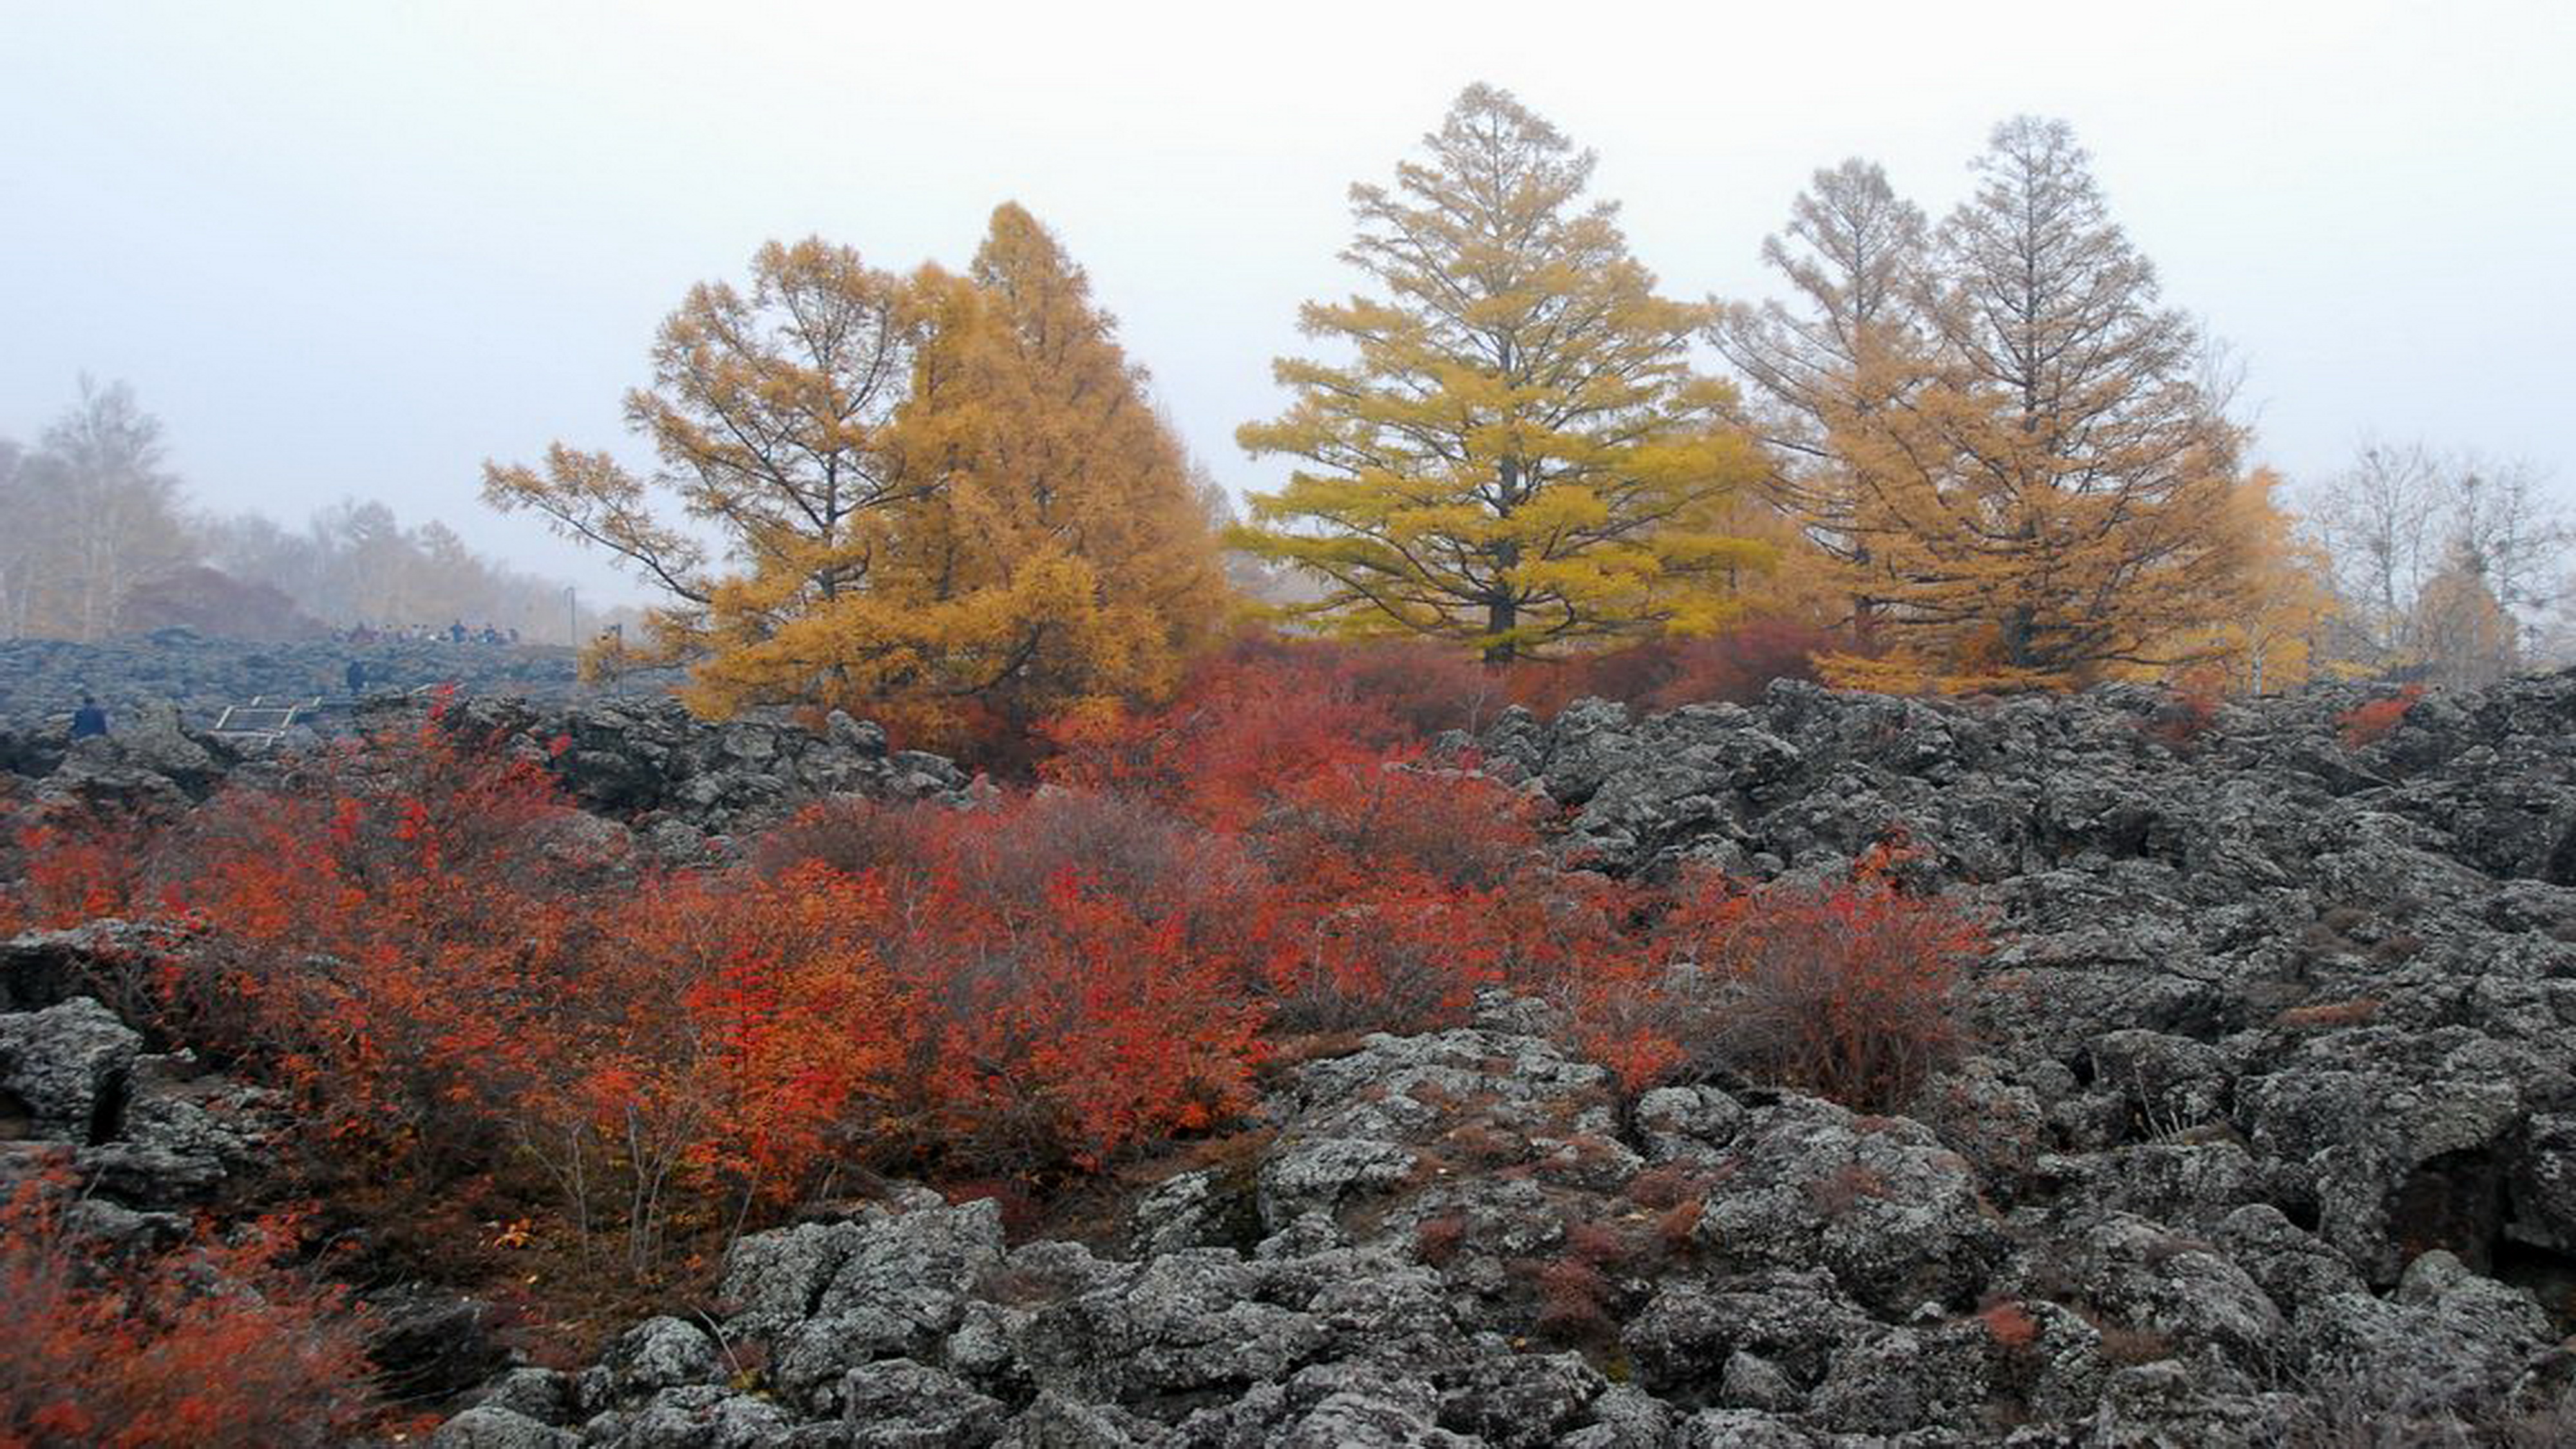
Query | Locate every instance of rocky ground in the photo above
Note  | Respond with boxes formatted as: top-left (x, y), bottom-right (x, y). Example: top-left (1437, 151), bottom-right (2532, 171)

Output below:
top-left (0, 628), bottom-right (681, 736)
top-left (1, 688), bottom-right (972, 846)
top-left (5, 669), bottom-right (2576, 1443)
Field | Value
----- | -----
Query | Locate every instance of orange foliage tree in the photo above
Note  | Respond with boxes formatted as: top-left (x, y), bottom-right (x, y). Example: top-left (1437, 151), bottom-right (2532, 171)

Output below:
top-left (1732, 122), bottom-right (2257, 692)
top-left (487, 212), bottom-right (1229, 753)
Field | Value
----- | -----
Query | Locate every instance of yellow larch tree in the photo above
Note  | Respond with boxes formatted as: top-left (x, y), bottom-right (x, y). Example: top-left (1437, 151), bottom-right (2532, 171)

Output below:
top-left (691, 204), bottom-right (1227, 738)
top-left (2410, 540), bottom-right (2521, 690)
top-left (1747, 120), bottom-right (2254, 692)
top-left (2162, 469), bottom-right (2338, 692)
top-left (1235, 84), bottom-right (1771, 663)
top-left (1712, 158), bottom-right (1930, 634)
top-left (486, 214), bottom-right (1226, 739)
top-left (482, 238), bottom-right (914, 676)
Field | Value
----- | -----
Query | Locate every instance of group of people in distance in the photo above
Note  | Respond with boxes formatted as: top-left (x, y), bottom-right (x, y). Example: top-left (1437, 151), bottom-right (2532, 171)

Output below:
top-left (337, 621), bottom-right (520, 646)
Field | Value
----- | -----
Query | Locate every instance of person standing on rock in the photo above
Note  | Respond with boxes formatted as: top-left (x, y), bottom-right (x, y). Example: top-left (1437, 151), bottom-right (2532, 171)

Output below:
top-left (68, 695), bottom-right (108, 739)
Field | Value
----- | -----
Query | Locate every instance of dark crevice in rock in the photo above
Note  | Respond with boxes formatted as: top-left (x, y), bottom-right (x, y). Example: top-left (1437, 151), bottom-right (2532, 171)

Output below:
top-left (84, 1064), bottom-right (128, 1146)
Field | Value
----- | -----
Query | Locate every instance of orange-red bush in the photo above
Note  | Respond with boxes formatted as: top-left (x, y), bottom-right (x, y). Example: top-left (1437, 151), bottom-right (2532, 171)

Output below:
top-left (1671, 871), bottom-right (1984, 1109)
top-left (0, 1175), bottom-right (379, 1448)
top-left (898, 868), bottom-right (1265, 1172)
top-left (2146, 674), bottom-right (2223, 750)
top-left (1569, 862), bottom-right (1986, 1109)
top-left (1040, 656), bottom-right (1400, 826)
top-left (2336, 684), bottom-right (2424, 749)
top-left (1978, 1300), bottom-right (2041, 1352)
top-left (7, 803), bottom-right (158, 931)
top-left (1502, 620), bottom-right (1844, 717)
top-left (134, 711), bottom-right (616, 1176)
top-left (758, 790), bottom-right (1277, 1177)
top-left (1245, 761), bottom-right (1632, 1032)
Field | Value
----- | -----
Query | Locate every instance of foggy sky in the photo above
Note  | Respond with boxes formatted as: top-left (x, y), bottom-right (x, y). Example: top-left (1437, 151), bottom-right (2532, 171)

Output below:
top-left (4, 0), bottom-right (2571, 605)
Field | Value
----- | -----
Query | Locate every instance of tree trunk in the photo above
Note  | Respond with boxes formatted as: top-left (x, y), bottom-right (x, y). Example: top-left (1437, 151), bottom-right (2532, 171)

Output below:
top-left (1483, 594), bottom-right (1517, 665)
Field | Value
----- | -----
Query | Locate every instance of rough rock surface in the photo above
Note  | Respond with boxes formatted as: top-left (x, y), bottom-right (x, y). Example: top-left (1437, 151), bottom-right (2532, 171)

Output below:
top-left (440, 1012), bottom-right (2572, 1444)
top-left (0, 925), bottom-right (513, 1397)
top-left (439, 672), bottom-right (2576, 1444)
top-left (0, 629), bottom-right (612, 734)
top-left (413, 694), bottom-right (970, 836)
top-left (0, 934), bottom-right (287, 1229)
top-left (3, 668), bottom-right (969, 840)
top-left (12, 664), bottom-right (2576, 1441)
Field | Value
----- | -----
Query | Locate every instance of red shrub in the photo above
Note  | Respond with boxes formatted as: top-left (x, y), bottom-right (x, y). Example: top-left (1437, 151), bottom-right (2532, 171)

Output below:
top-left (1978, 1300), bottom-right (2041, 1351)
top-left (1497, 619), bottom-right (1843, 717)
top-left (1039, 647), bottom-right (1402, 825)
top-left (1531, 1255), bottom-right (1615, 1343)
top-left (8, 803), bottom-right (158, 930)
top-left (2146, 674), bottom-right (2223, 750)
top-left (2336, 685), bottom-right (2425, 749)
top-left (1416, 1213), bottom-right (1468, 1266)
top-left (892, 867), bottom-right (1267, 1173)
top-left (1307, 638), bottom-right (1511, 738)
top-left (0, 1175), bottom-right (380, 1448)
top-left (1667, 871), bottom-right (1984, 1110)
top-left (2275, 997), bottom-right (2381, 1030)
top-left (1566, 863), bottom-right (1985, 1109)
top-left (1624, 1163), bottom-right (1711, 1211)
top-left (133, 711), bottom-right (616, 1176)
top-left (1562, 1218), bottom-right (1631, 1269)
top-left (1654, 1198), bottom-right (1705, 1254)
top-left (1246, 761), bottom-right (1633, 1032)
top-left (750, 795), bottom-right (950, 880)
top-left (618, 866), bottom-right (902, 1215)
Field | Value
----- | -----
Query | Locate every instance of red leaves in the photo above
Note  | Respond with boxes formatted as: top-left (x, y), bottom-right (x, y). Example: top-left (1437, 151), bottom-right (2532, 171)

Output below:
top-left (0, 1175), bottom-right (379, 1448)
top-left (2336, 684), bottom-right (2424, 748)
top-left (3, 639), bottom-right (1996, 1296)
top-left (1640, 868), bottom-right (1987, 1110)
top-left (913, 868), bottom-right (1264, 1170)
top-left (1978, 1300), bottom-right (2041, 1351)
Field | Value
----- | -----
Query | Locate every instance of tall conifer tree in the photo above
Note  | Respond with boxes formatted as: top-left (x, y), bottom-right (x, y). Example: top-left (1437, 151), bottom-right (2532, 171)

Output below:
top-left (1236, 84), bottom-right (1768, 663)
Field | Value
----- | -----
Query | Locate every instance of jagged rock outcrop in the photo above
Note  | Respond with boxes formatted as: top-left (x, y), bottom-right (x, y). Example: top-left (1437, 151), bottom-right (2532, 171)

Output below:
top-left (2, 685), bottom-right (969, 843)
top-left (435, 672), bottom-right (2576, 1445)
top-left (11, 665), bottom-right (2576, 1441)
top-left (0, 629), bottom-right (609, 734)
top-left (433, 1014), bottom-right (2571, 1445)
top-left (1479, 674), bottom-right (2576, 1300)
top-left (0, 927), bottom-right (288, 1242)
top-left (414, 695), bottom-right (970, 837)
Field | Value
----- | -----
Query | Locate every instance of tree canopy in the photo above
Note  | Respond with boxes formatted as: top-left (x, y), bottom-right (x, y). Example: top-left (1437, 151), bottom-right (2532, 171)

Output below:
top-left (1728, 120), bottom-right (2259, 690)
top-left (486, 209), bottom-right (1227, 740)
top-left (1235, 84), bottom-right (1770, 663)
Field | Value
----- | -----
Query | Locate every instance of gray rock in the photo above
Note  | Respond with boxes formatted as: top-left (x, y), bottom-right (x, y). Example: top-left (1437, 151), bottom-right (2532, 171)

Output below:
top-left (591, 1316), bottom-right (726, 1401)
top-left (1435, 1350), bottom-right (1603, 1446)
top-left (994, 1390), bottom-right (1162, 1448)
top-left (2288, 1249), bottom-right (2555, 1417)
top-left (842, 1359), bottom-right (1009, 1447)
top-left (431, 1404), bottom-right (579, 1449)
top-left (0, 996), bottom-right (138, 1139)
top-left (723, 1198), bottom-right (1007, 1341)
top-left (1685, 1095), bottom-right (2006, 1316)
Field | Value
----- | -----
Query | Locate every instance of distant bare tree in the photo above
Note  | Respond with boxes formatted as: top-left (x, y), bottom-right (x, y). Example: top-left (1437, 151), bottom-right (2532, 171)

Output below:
top-left (200, 500), bottom-right (630, 639)
top-left (2306, 440), bottom-right (2568, 674)
top-left (0, 377), bottom-right (191, 639)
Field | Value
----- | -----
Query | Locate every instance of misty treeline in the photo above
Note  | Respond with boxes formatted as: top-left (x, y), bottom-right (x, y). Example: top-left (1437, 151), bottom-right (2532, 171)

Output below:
top-left (0, 377), bottom-right (611, 645)
top-left (484, 86), bottom-right (2568, 744)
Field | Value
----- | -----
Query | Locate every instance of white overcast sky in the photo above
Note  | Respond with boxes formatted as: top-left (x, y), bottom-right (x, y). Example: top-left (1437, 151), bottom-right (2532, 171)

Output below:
top-left (4, 0), bottom-right (2571, 603)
